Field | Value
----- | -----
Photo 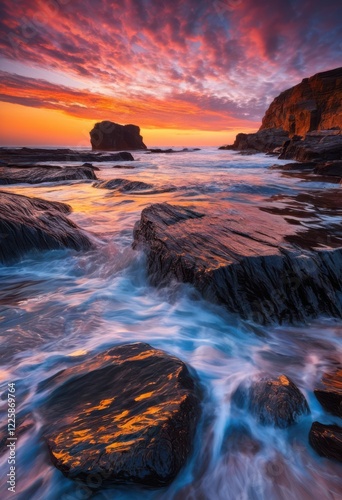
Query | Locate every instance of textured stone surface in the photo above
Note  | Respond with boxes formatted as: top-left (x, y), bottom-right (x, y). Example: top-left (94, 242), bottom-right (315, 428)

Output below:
top-left (133, 202), bottom-right (342, 324)
top-left (279, 133), bottom-right (342, 162)
top-left (228, 128), bottom-right (289, 153)
top-left (260, 67), bottom-right (342, 137)
top-left (41, 343), bottom-right (201, 488)
top-left (94, 178), bottom-right (153, 192)
top-left (90, 121), bottom-right (146, 150)
top-left (0, 165), bottom-right (97, 185)
top-left (309, 422), bottom-right (342, 462)
top-left (232, 374), bottom-right (310, 428)
top-left (0, 147), bottom-right (134, 164)
top-left (0, 191), bottom-right (92, 263)
top-left (314, 369), bottom-right (342, 417)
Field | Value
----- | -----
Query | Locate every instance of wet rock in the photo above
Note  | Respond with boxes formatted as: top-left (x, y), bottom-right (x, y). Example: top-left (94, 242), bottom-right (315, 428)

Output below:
top-left (40, 342), bottom-right (201, 488)
top-left (0, 147), bottom-right (134, 164)
top-left (223, 128), bottom-right (289, 154)
top-left (0, 191), bottom-right (92, 264)
top-left (147, 148), bottom-right (200, 154)
top-left (133, 202), bottom-right (342, 324)
top-left (90, 121), bottom-right (146, 151)
top-left (314, 369), bottom-right (342, 417)
top-left (94, 178), bottom-right (153, 192)
top-left (0, 165), bottom-right (97, 185)
top-left (279, 133), bottom-right (342, 162)
top-left (260, 67), bottom-right (342, 137)
top-left (232, 375), bottom-right (310, 428)
top-left (309, 422), bottom-right (342, 462)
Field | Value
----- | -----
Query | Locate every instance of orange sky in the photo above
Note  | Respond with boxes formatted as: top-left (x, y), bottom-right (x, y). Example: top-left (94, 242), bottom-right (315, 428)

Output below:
top-left (0, 0), bottom-right (341, 147)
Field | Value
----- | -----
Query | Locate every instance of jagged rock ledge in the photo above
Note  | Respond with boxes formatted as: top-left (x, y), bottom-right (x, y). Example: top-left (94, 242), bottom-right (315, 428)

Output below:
top-left (0, 165), bottom-right (97, 185)
top-left (0, 148), bottom-right (134, 165)
top-left (0, 191), bottom-right (93, 264)
top-left (133, 202), bottom-right (342, 324)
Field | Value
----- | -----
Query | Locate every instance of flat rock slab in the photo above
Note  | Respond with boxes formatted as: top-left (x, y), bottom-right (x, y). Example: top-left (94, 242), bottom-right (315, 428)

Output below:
top-left (0, 165), bottom-right (97, 185)
top-left (232, 374), bottom-right (310, 428)
top-left (0, 191), bottom-right (92, 264)
top-left (133, 202), bottom-right (342, 324)
top-left (314, 369), bottom-right (342, 417)
top-left (94, 178), bottom-right (153, 192)
top-left (0, 148), bottom-right (134, 164)
top-left (40, 343), bottom-right (201, 488)
top-left (309, 422), bottom-right (342, 462)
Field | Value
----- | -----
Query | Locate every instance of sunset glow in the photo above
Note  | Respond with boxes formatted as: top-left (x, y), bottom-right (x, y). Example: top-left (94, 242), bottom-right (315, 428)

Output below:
top-left (0, 0), bottom-right (341, 146)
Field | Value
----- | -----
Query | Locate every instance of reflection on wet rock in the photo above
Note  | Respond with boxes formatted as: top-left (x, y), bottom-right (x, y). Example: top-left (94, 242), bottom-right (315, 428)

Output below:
top-left (309, 422), bottom-right (342, 462)
top-left (232, 374), bottom-right (310, 428)
top-left (40, 342), bottom-right (201, 488)
top-left (314, 369), bottom-right (342, 417)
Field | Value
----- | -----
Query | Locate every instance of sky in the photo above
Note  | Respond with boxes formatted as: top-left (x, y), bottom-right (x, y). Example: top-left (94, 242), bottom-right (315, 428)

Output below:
top-left (0, 0), bottom-right (341, 147)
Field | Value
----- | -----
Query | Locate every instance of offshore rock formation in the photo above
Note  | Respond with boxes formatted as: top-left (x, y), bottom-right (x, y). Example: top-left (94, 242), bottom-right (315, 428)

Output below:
top-left (41, 343), bottom-right (201, 488)
top-left (232, 374), bottom-right (310, 428)
top-left (0, 165), bottom-right (97, 185)
top-left (0, 191), bottom-right (93, 264)
top-left (260, 67), bottom-right (342, 136)
top-left (133, 202), bottom-right (342, 324)
top-left (90, 121), bottom-right (147, 151)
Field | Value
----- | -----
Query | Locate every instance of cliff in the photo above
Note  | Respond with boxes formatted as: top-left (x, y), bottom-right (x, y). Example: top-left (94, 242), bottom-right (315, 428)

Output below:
top-left (90, 121), bottom-right (147, 150)
top-left (259, 67), bottom-right (342, 137)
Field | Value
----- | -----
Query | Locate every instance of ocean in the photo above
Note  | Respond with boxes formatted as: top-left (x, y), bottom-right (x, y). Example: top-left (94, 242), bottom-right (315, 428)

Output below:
top-left (0, 147), bottom-right (341, 499)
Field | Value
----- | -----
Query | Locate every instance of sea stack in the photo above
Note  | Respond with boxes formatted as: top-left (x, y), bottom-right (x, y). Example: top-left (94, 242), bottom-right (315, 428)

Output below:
top-left (90, 121), bottom-right (147, 150)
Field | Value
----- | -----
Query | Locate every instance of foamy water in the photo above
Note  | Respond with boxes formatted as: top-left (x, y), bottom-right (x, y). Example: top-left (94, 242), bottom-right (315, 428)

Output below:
top-left (0, 148), bottom-right (341, 499)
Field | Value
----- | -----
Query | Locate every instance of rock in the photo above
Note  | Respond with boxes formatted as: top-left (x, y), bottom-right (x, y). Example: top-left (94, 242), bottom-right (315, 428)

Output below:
top-left (313, 161), bottom-right (342, 177)
top-left (0, 148), bottom-right (134, 164)
top-left (279, 133), bottom-right (342, 162)
top-left (90, 121), bottom-right (147, 151)
top-left (309, 422), bottom-right (342, 462)
top-left (147, 148), bottom-right (200, 154)
top-left (226, 128), bottom-right (290, 154)
top-left (0, 191), bottom-right (92, 264)
top-left (0, 165), bottom-right (97, 185)
top-left (314, 369), bottom-right (342, 417)
top-left (40, 342), bottom-right (201, 488)
top-left (232, 374), bottom-right (310, 428)
top-left (260, 67), bottom-right (342, 137)
top-left (94, 178), bottom-right (153, 192)
top-left (133, 202), bottom-right (342, 324)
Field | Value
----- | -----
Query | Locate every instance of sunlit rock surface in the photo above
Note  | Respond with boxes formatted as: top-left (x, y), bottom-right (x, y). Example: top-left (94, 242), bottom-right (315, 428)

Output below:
top-left (0, 165), bottom-right (97, 184)
top-left (309, 422), bottom-right (342, 462)
top-left (0, 191), bottom-right (92, 264)
top-left (41, 343), bottom-right (201, 488)
top-left (232, 374), bottom-right (310, 428)
top-left (314, 369), bottom-right (342, 417)
top-left (133, 202), bottom-right (342, 324)
top-left (90, 121), bottom-right (147, 151)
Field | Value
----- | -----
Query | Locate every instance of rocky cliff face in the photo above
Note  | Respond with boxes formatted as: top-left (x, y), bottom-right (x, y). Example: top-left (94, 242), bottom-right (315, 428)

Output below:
top-left (259, 67), bottom-right (342, 137)
top-left (90, 121), bottom-right (147, 150)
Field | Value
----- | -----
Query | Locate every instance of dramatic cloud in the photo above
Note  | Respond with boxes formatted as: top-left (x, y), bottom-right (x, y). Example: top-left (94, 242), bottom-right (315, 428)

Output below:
top-left (0, 0), bottom-right (341, 134)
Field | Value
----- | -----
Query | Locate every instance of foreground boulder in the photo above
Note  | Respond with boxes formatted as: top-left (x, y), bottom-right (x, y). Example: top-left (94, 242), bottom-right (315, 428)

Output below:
top-left (232, 375), bottom-right (310, 428)
top-left (309, 422), bottom-right (342, 462)
top-left (0, 165), bottom-right (97, 185)
top-left (41, 343), bottom-right (201, 488)
top-left (94, 178), bottom-right (153, 192)
top-left (90, 121), bottom-right (147, 151)
top-left (314, 369), bottom-right (342, 417)
top-left (0, 191), bottom-right (92, 264)
top-left (133, 202), bottom-right (342, 324)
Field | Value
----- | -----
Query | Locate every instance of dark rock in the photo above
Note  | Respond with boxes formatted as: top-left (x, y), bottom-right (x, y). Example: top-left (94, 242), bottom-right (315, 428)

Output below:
top-left (147, 148), bottom-right (200, 154)
top-left (0, 191), bottom-right (92, 264)
top-left (269, 162), bottom-right (317, 171)
top-left (0, 148), bottom-right (134, 165)
top-left (314, 369), bottom-right (342, 417)
top-left (228, 128), bottom-right (290, 154)
top-left (309, 422), bottom-right (342, 462)
top-left (0, 165), bottom-right (97, 185)
top-left (112, 164), bottom-right (136, 169)
top-left (40, 342), bottom-right (201, 488)
top-left (232, 374), bottom-right (310, 428)
top-left (90, 121), bottom-right (146, 151)
top-left (313, 161), bottom-right (342, 177)
top-left (82, 163), bottom-right (100, 171)
top-left (94, 178), bottom-right (153, 192)
top-left (133, 202), bottom-right (342, 324)
top-left (260, 67), bottom-right (342, 137)
top-left (279, 133), bottom-right (342, 162)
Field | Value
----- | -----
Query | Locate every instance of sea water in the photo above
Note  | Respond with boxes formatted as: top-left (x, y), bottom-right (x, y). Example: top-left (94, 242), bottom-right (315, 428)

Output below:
top-left (0, 148), bottom-right (341, 499)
